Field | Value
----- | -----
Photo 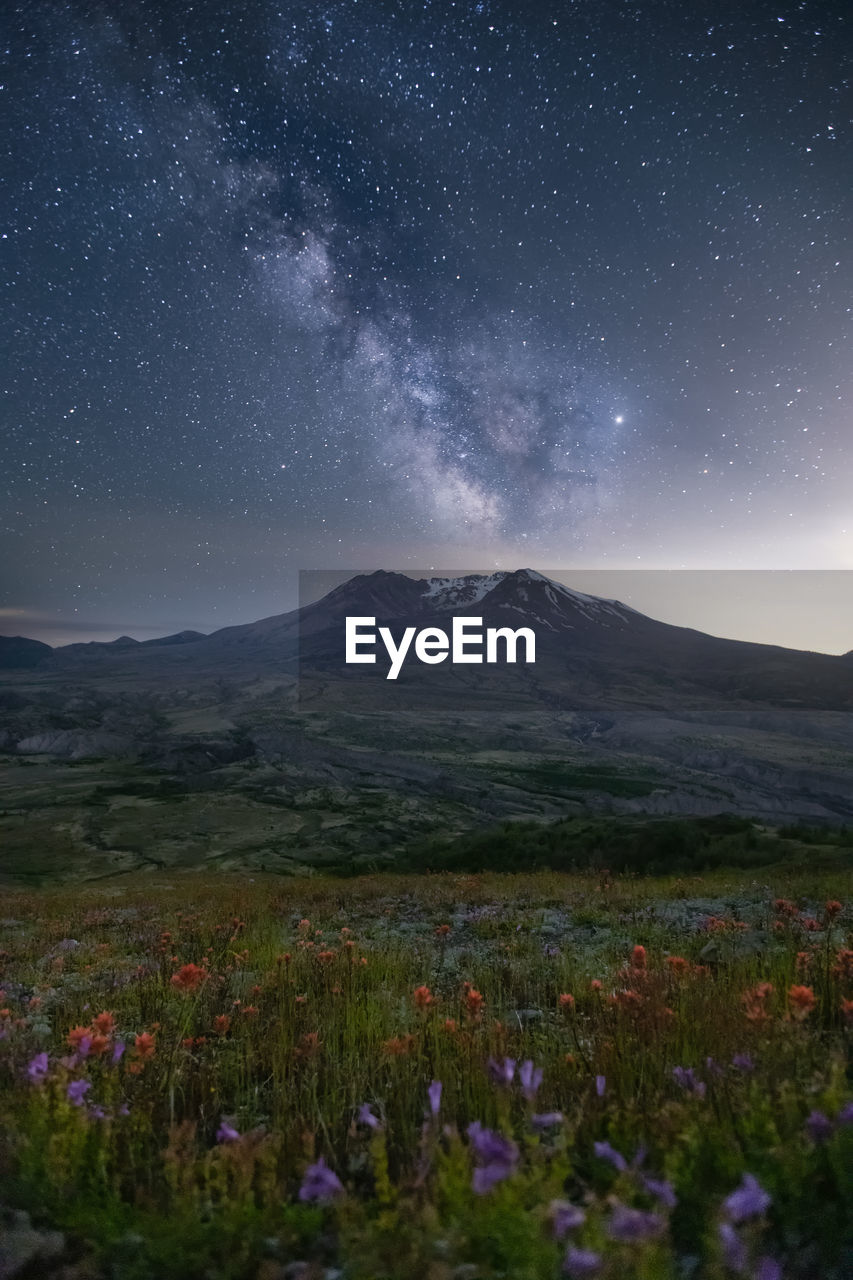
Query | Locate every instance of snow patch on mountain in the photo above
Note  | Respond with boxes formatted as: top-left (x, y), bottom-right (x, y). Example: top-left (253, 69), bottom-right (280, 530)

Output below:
top-left (421, 572), bottom-right (507, 609)
top-left (420, 568), bottom-right (637, 625)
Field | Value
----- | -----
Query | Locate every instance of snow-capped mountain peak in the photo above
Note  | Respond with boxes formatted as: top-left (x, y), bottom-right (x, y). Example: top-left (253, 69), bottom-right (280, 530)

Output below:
top-left (418, 568), bottom-right (637, 626)
top-left (421, 572), bottom-right (508, 609)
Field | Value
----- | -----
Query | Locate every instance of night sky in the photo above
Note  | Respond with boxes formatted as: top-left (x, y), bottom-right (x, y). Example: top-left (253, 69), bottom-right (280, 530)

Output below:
top-left (2, 0), bottom-right (851, 647)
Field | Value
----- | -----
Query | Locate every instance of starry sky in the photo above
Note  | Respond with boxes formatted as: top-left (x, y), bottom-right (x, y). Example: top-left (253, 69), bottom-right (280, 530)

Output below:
top-left (2, 0), bottom-right (852, 648)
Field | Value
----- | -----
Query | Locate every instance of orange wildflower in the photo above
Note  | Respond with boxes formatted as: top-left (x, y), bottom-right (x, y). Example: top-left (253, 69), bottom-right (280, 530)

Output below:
top-left (170, 963), bottom-right (207, 994)
top-left (558, 992), bottom-right (575, 1010)
top-left (67, 1025), bottom-right (92, 1051)
top-left (465, 987), bottom-right (485, 1018)
top-left (435, 924), bottom-right (451, 937)
top-left (213, 1014), bottom-right (231, 1035)
top-left (132, 1031), bottom-right (156, 1060)
top-left (665, 956), bottom-right (690, 975)
top-left (294, 1031), bottom-right (322, 1059)
top-left (443, 1017), bottom-right (458, 1033)
top-left (92, 1011), bottom-right (116, 1036)
top-left (825, 900), bottom-right (843, 919)
top-left (612, 988), bottom-right (643, 1010)
top-left (413, 984), bottom-right (434, 1009)
top-left (631, 945), bottom-right (647, 970)
top-left (788, 984), bottom-right (817, 1021)
top-left (742, 982), bottom-right (773, 1024)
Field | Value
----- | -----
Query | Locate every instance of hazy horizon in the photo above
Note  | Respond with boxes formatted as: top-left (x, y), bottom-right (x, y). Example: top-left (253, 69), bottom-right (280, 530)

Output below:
top-left (4, 569), bottom-right (852, 656)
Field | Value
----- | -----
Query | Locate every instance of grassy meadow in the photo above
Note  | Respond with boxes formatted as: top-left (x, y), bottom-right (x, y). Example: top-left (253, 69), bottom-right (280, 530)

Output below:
top-left (0, 865), bottom-right (851, 1279)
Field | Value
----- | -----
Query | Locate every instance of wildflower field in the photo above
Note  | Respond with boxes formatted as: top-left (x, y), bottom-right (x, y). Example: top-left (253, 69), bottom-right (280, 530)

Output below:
top-left (0, 866), bottom-right (851, 1279)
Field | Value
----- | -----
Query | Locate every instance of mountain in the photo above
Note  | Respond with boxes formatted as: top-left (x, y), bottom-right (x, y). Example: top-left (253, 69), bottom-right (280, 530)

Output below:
top-left (3, 569), bottom-right (852, 710)
top-left (4, 571), bottom-right (853, 873)
top-left (0, 635), bottom-right (54, 668)
top-left (140, 629), bottom-right (207, 647)
top-left (287, 569), bottom-right (853, 713)
top-left (56, 629), bottom-right (206, 657)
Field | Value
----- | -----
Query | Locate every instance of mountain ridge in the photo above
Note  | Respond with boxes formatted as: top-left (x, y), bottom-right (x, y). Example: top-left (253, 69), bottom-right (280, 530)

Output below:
top-left (1, 568), bottom-right (844, 658)
top-left (1, 570), bottom-right (850, 714)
